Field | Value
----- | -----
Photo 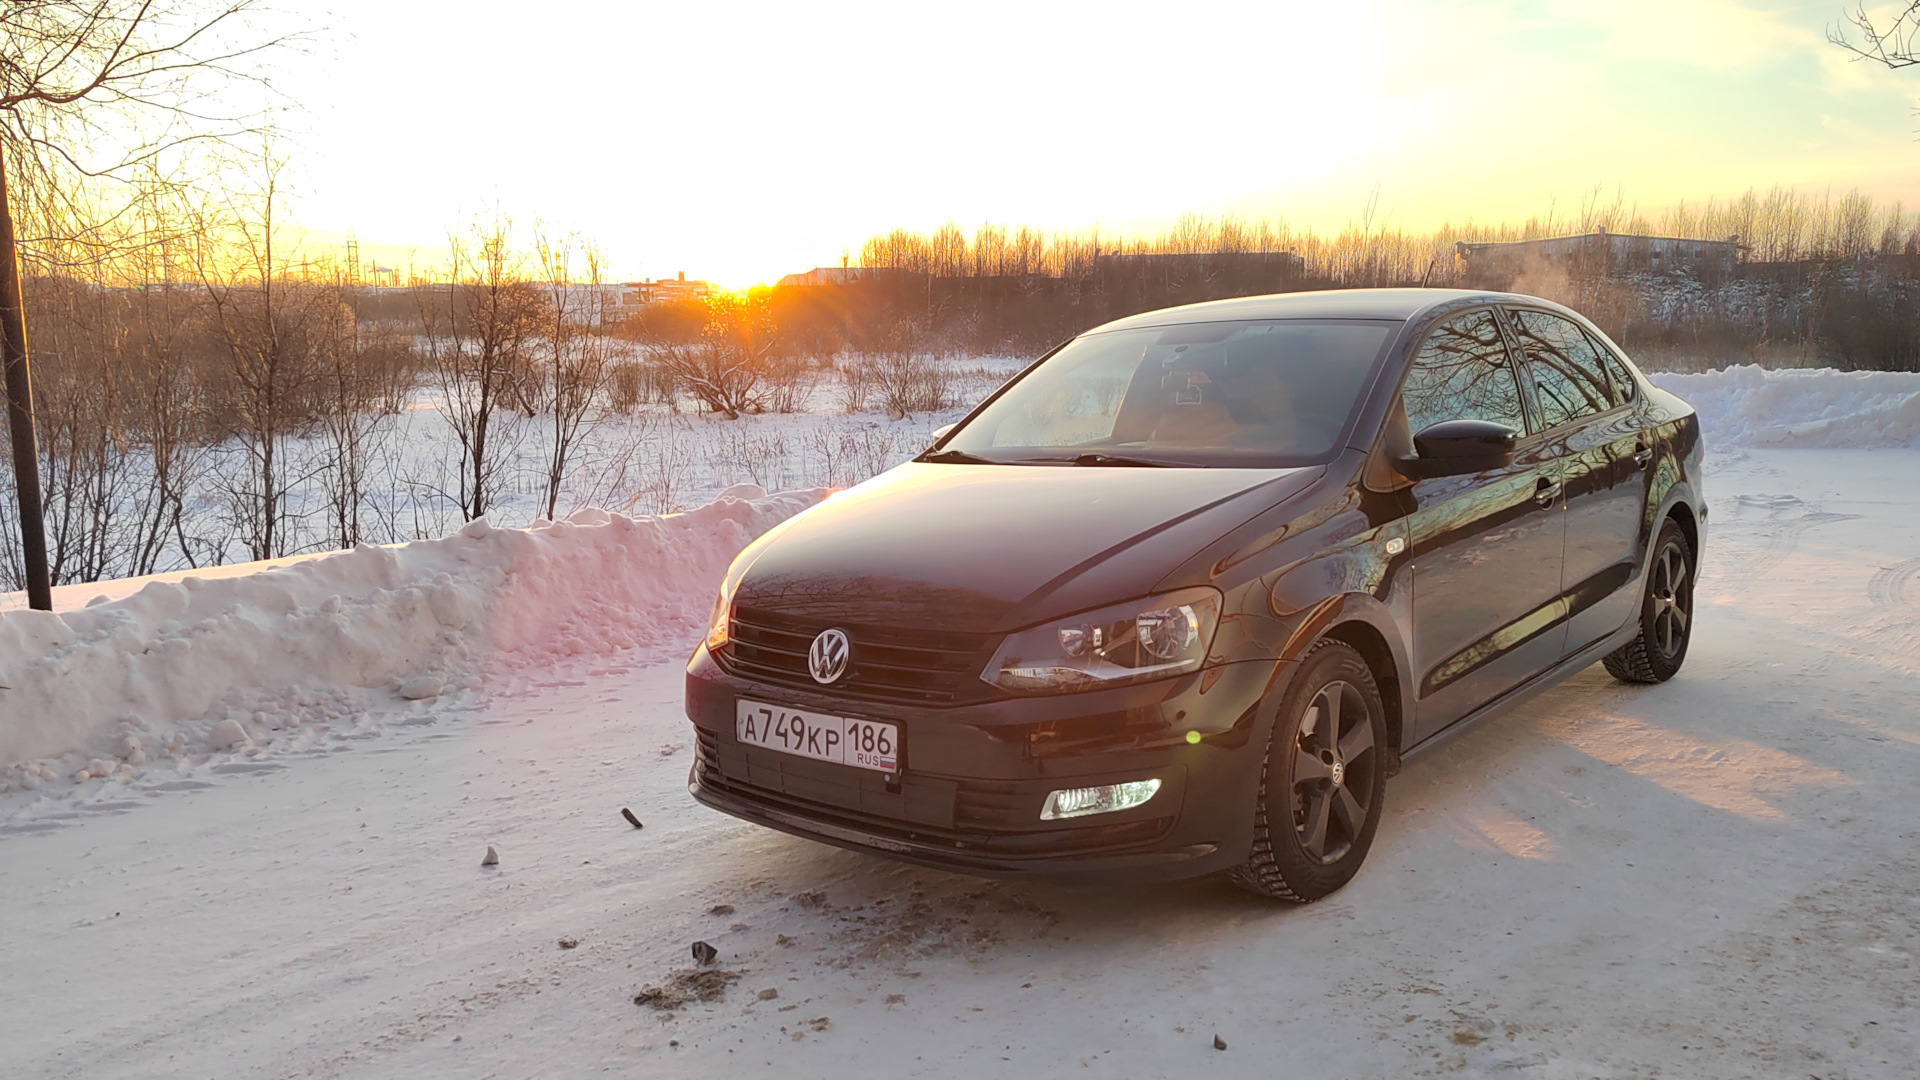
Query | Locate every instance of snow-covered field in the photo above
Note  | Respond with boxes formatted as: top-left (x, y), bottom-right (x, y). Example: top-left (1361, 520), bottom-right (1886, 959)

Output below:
top-left (1, 365), bottom-right (1917, 1078)
top-left (0, 354), bottom-right (1027, 590)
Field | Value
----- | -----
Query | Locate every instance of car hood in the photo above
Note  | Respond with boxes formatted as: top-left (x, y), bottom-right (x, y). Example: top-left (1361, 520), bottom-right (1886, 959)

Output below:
top-left (733, 461), bottom-right (1320, 632)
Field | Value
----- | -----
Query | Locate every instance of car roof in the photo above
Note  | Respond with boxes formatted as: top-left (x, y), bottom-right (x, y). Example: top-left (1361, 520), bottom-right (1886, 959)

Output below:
top-left (1084, 288), bottom-right (1558, 333)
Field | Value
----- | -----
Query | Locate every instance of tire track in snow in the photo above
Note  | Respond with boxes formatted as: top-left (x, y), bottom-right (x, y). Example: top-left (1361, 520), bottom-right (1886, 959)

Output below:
top-left (1866, 557), bottom-right (1920, 609)
top-left (1711, 508), bottom-right (1862, 599)
top-left (1857, 557), bottom-right (1920, 677)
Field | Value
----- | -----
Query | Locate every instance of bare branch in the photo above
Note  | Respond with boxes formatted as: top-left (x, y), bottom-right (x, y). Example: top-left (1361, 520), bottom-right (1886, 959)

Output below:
top-left (1829, 3), bottom-right (1920, 69)
top-left (1, 2), bottom-right (311, 271)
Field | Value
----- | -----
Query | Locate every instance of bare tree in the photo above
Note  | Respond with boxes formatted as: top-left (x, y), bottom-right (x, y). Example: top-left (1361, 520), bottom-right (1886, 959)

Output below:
top-left (29, 271), bottom-right (136, 584)
top-left (193, 152), bottom-right (333, 560)
top-left (417, 217), bottom-right (545, 522)
top-left (125, 232), bottom-right (209, 573)
top-left (646, 293), bottom-right (779, 420)
top-left (313, 276), bottom-right (402, 548)
top-left (0, 1), bottom-right (304, 606)
top-left (534, 232), bottom-right (613, 519)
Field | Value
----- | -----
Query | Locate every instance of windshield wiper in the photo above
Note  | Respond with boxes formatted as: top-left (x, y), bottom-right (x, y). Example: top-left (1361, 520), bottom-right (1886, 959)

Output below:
top-left (1010, 452), bottom-right (1171, 467)
top-left (917, 448), bottom-right (1001, 465)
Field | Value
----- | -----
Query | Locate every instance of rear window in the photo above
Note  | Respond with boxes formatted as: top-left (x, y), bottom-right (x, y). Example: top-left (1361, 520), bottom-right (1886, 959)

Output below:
top-left (943, 319), bottom-right (1399, 467)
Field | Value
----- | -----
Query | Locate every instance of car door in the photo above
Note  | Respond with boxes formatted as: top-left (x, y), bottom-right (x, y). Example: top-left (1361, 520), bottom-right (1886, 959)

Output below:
top-left (1400, 308), bottom-right (1568, 746)
top-left (1507, 307), bottom-right (1646, 653)
top-left (1591, 335), bottom-right (1659, 566)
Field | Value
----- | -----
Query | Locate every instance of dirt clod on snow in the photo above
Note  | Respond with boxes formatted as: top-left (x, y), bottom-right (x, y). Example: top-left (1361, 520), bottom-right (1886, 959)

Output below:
top-left (633, 969), bottom-right (740, 1010)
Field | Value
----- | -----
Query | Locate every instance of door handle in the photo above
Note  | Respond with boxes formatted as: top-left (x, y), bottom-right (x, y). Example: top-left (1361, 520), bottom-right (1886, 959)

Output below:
top-left (1534, 475), bottom-right (1561, 507)
top-left (1632, 443), bottom-right (1653, 467)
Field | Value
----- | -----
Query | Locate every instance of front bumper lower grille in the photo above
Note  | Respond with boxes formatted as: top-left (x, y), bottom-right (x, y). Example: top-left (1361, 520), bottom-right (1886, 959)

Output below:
top-left (691, 728), bottom-right (1172, 856)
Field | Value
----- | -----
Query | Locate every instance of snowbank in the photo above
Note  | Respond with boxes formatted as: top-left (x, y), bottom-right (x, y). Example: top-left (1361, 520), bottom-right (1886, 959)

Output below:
top-left (0, 486), bottom-right (824, 788)
top-left (7, 361), bottom-right (1915, 791)
top-left (1648, 365), bottom-right (1920, 449)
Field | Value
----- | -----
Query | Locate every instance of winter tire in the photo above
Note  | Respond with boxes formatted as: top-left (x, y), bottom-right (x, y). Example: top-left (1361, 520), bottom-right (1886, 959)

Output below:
top-left (1603, 518), bottom-right (1695, 684)
top-left (1227, 640), bottom-right (1389, 903)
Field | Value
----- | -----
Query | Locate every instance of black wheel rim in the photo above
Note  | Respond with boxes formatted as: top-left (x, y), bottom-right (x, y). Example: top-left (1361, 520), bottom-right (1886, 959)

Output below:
top-left (1290, 680), bottom-right (1376, 865)
top-left (1650, 540), bottom-right (1691, 659)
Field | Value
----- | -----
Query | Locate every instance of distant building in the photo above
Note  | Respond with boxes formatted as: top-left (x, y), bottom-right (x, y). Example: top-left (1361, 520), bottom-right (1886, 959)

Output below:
top-left (1456, 229), bottom-right (1742, 279)
top-left (543, 283), bottom-right (645, 324)
top-left (638, 271), bottom-right (714, 305)
top-left (777, 266), bottom-right (879, 287)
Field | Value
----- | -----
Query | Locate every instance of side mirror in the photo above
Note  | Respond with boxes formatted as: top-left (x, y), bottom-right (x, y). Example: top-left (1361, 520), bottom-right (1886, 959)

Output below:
top-left (1397, 419), bottom-right (1518, 479)
top-left (929, 422), bottom-right (956, 447)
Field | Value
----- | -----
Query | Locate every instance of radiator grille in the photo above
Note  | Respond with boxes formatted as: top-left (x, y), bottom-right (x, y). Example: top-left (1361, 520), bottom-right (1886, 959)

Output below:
top-left (718, 605), bottom-right (996, 705)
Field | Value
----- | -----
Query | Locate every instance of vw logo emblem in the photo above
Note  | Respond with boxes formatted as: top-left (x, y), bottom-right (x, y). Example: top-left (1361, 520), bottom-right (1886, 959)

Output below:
top-left (808, 628), bottom-right (851, 685)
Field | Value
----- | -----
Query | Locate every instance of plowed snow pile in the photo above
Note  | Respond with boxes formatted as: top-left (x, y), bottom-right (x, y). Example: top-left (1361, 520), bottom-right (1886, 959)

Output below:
top-left (0, 486), bottom-right (823, 791)
top-left (1648, 364), bottom-right (1920, 448)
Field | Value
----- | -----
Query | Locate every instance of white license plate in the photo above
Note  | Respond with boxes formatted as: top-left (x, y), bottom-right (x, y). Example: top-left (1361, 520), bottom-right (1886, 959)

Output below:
top-left (734, 699), bottom-right (900, 774)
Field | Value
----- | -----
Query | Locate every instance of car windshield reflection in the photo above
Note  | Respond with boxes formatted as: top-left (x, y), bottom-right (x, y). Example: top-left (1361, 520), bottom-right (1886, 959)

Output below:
top-left (936, 319), bottom-right (1401, 468)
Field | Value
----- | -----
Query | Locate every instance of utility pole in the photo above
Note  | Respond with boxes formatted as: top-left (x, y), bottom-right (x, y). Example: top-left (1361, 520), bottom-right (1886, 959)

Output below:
top-left (0, 141), bottom-right (53, 610)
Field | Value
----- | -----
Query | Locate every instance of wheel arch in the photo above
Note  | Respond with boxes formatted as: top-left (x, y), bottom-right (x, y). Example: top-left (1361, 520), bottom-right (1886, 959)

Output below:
top-left (1641, 476), bottom-right (1705, 581)
top-left (1274, 592), bottom-right (1412, 760)
top-left (1322, 620), bottom-right (1406, 763)
top-left (1664, 497), bottom-right (1699, 558)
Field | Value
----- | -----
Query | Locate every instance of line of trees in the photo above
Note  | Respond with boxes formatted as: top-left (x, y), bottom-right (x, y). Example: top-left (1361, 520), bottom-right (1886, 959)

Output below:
top-left (860, 189), bottom-right (1920, 284)
top-left (0, 173), bottom-right (674, 590)
top-left (839, 188), bottom-right (1920, 366)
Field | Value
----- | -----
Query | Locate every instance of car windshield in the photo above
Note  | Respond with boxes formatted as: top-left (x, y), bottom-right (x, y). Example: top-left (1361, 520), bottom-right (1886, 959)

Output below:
top-left (939, 319), bottom-right (1399, 467)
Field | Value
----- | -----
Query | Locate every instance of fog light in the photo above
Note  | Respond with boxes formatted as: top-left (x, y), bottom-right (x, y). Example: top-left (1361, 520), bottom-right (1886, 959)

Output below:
top-left (1039, 778), bottom-right (1162, 821)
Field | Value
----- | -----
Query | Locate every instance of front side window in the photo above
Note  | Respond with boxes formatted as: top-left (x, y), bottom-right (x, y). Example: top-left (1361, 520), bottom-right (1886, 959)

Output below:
top-left (1508, 309), bottom-right (1613, 429)
top-left (1399, 309), bottom-right (1527, 437)
top-left (942, 319), bottom-right (1398, 466)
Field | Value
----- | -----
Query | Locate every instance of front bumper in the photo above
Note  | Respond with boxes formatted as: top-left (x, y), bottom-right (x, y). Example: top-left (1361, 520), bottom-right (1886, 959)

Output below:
top-left (684, 643), bottom-right (1286, 884)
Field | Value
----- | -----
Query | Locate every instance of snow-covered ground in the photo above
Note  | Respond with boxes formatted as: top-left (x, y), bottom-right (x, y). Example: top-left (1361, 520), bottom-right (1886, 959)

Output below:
top-left (1, 366), bottom-right (1918, 1078)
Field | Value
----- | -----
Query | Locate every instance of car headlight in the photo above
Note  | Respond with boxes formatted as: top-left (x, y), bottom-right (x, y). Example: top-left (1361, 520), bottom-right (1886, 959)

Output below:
top-left (705, 578), bottom-right (733, 651)
top-left (982, 587), bottom-right (1222, 694)
top-left (704, 555), bottom-right (751, 652)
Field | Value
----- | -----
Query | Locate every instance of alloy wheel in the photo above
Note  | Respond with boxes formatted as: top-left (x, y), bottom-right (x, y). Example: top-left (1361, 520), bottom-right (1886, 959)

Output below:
top-left (1651, 540), bottom-right (1691, 658)
top-left (1291, 680), bottom-right (1377, 864)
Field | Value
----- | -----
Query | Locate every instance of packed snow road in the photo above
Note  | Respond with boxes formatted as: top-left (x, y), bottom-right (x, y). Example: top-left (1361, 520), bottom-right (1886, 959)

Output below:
top-left (3, 446), bottom-right (1918, 1079)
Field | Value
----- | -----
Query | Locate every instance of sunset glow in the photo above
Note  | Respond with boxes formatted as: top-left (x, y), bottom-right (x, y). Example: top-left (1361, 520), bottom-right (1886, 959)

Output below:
top-left (270, 1), bottom-right (1920, 286)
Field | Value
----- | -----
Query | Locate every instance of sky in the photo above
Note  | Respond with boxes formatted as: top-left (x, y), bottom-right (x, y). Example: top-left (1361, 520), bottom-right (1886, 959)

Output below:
top-left (256, 0), bottom-right (1920, 287)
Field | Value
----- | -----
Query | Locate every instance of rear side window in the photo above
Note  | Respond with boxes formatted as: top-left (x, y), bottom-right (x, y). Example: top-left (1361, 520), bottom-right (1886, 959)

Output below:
top-left (1400, 309), bottom-right (1528, 437)
top-left (1590, 335), bottom-right (1639, 405)
top-left (1508, 309), bottom-right (1613, 429)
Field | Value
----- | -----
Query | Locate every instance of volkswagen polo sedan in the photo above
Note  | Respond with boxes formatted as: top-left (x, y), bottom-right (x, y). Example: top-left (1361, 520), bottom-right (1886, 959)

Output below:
top-left (684, 289), bottom-right (1704, 902)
